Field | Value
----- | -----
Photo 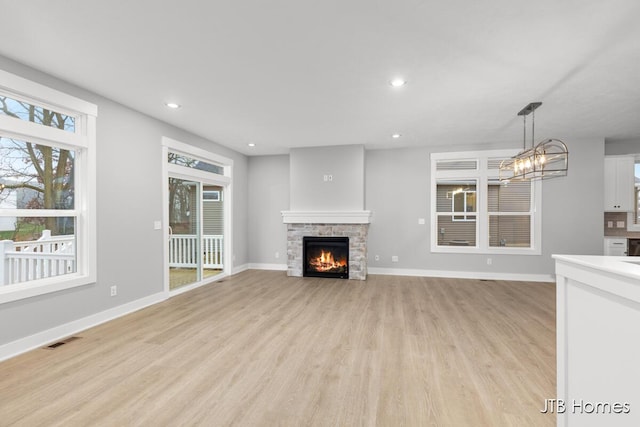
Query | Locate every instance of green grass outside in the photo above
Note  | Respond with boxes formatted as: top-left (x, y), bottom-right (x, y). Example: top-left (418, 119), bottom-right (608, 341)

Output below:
top-left (0, 222), bottom-right (45, 242)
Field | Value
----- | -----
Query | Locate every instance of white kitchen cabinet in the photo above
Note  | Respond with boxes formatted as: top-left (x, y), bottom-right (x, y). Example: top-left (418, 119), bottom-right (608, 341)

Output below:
top-left (604, 237), bottom-right (627, 256)
top-left (554, 255), bottom-right (640, 427)
top-left (604, 156), bottom-right (634, 211)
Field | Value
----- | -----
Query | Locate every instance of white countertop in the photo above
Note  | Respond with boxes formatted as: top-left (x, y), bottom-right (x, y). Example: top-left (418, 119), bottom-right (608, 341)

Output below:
top-left (553, 254), bottom-right (640, 282)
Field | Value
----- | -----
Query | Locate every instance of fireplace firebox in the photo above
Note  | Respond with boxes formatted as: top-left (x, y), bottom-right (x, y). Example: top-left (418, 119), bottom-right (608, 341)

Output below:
top-left (303, 236), bottom-right (349, 279)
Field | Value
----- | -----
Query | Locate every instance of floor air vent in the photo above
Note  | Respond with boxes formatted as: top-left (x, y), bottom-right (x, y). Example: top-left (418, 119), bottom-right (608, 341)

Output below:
top-left (44, 336), bottom-right (82, 350)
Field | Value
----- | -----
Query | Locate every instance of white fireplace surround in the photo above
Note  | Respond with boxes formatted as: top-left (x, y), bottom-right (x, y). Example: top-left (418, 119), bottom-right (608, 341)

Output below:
top-left (281, 210), bottom-right (372, 224)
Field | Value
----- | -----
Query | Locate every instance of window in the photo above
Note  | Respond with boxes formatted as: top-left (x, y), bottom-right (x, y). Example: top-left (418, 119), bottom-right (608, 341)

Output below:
top-left (168, 152), bottom-right (225, 175)
top-left (629, 159), bottom-right (640, 230)
top-left (452, 189), bottom-right (476, 221)
top-left (436, 180), bottom-right (477, 246)
top-left (431, 150), bottom-right (540, 254)
top-left (0, 70), bottom-right (96, 303)
top-left (488, 180), bottom-right (532, 248)
top-left (203, 190), bottom-right (221, 202)
top-left (635, 160), bottom-right (640, 225)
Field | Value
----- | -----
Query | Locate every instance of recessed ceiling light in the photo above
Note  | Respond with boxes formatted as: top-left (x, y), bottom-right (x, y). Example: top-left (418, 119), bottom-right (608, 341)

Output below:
top-left (390, 78), bottom-right (407, 87)
top-left (165, 102), bottom-right (181, 109)
top-left (248, 143), bottom-right (256, 147)
top-left (392, 133), bottom-right (402, 139)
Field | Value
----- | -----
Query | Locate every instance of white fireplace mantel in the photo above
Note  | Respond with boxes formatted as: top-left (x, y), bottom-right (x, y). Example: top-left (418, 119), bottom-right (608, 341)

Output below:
top-left (281, 210), bottom-right (372, 224)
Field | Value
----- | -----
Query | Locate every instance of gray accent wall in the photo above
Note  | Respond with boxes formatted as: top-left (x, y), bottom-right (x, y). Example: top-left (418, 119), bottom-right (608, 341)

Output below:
top-left (289, 145), bottom-right (365, 211)
top-left (0, 55), bottom-right (249, 346)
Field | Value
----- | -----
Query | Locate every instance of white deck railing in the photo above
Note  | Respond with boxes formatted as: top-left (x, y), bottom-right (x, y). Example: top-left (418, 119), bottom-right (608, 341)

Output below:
top-left (1, 231), bottom-right (224, 286)
top-left (169, 234), bottom-right (223, 269)
top-left (0, 230), bottom-right (75, 286)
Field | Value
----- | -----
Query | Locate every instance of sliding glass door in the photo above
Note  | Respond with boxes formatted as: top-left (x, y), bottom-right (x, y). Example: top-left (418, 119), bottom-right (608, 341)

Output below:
top-left (168, 177), bottom-right (201, 290)
top-left (168, 177), bottom-right (225, 291)
top-left (163, 140), bottom-right (232, 294)
top-left (202, 185), bottom-right (225, 281)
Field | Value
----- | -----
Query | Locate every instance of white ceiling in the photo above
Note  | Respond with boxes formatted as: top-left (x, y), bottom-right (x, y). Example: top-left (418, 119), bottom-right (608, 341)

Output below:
top-left (1, 0), bottom-right (639, 156)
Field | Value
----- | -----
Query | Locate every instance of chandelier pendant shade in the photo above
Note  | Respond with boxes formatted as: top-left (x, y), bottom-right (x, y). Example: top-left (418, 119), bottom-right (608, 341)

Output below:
top-left (499, 102), bottom-right (569, 182)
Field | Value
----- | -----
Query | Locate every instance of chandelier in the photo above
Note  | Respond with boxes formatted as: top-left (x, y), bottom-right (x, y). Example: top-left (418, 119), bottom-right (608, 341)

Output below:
top-left (499, 102), bottom-right (568, 182)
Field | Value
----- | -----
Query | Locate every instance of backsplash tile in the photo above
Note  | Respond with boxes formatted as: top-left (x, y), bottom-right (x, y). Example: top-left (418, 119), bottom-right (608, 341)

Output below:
top-left (604, 212), bottom-right (640, 237)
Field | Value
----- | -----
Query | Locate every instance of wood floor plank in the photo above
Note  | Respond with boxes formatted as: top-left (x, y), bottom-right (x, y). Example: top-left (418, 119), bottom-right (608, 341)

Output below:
top-left (0, 270), bottom-right (556, 426)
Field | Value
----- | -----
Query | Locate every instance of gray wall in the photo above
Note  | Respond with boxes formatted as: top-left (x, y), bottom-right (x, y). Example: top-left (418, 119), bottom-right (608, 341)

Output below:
top-left (246, 138), bottom-right (604, 276)
top-left (366, 138), bottom-right (604, 274)
top-left (248, 155), bottom-right (289, 264)
top-left (289, 145), bottom-right (364, 211)
top-left (0, 55), bottom-right (249, 346)
top-left (605, 140), bottom-right (640, 155)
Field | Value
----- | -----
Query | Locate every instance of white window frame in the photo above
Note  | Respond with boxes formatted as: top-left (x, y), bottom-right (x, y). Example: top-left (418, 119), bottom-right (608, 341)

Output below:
top-left (431, 149), bottom-right (541, 255)
top-left (627, 155), bottom-right (640, 232)
top-left (0, 70), bottom-right (97, 304)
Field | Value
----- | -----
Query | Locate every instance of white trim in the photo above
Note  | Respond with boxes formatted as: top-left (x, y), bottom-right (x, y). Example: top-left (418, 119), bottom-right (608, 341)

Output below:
top-left (167, 163), bottom-right (231, 186)
top-left (367, 267), bottom-right (554, 283)
top-left (0, 291), bottom-right (166, 362)
top-left (0, 208), bottom-right (79, 217)
top-left (161, 137), bottom-right (234, 296)
top-left (430, 149), bottom-right (541, 255)
top-left (628, 154), bottom-right (640, 231)
top-left (0, 274), bottom-right (93, 304)
top-left (281, 210), bottom-right (372, 224)
top-left (162, 137), bottom-right (233, 170)
top-left (248, 263), bottom-right (288, 271)
top-left (0, 69), bottom-right (97, 116)
top-left (0, 69), bottom-right (97, 303)
top-left (232, 263), bottom-right (249, 275)
top-left (0, 116), bottom-right (86, 148)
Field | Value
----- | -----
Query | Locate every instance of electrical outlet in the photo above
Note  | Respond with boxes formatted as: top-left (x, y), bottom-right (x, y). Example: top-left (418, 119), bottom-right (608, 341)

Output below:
top-left (391, 255), bottom-right (399, 262)
top-left (617, 221), bottom-right (625, 228)
top-left (110, 285), bottom-right (117, 297)
top-left (607, 221), bottom-right (614, 228)
top-left (275, 251), bottom-right (280, 259)
top-left (418, 218), bottom-right (425, 225)
top-left (487, 258), bottom-right (492, 265)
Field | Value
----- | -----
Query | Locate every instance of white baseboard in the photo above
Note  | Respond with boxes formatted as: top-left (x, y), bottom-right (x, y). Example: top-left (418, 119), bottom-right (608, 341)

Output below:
top-left (0, 292), bottom-right (166, 363)
top-left (248, 263), bottom-right (288, 271)
top-left (367, 267), bottom-right (554, 283)
top-left (232, 263), bottom-right (249, 275)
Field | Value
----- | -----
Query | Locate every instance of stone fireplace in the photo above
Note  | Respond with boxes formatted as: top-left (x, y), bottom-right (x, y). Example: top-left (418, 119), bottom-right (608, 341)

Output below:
top-left (282, 211), bottom-right (371, 280)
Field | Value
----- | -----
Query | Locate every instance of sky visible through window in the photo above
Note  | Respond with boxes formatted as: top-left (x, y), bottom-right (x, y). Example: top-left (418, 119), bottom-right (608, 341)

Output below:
top-left (0, 95), bottom-right (75, 132)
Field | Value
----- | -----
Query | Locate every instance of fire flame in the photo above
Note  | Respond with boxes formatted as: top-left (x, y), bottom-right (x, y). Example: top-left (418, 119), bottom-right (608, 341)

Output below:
top-left (310, 250), bottom-right (346, 272)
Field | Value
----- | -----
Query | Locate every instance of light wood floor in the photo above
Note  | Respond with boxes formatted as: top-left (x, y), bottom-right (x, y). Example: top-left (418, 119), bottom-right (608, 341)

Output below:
top-left (0, 271), bottom-right (556, 426)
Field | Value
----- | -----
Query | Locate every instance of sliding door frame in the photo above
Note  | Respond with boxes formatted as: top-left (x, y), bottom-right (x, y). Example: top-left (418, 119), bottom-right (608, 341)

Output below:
top-left (161, 137), bottom-right (233, 296)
